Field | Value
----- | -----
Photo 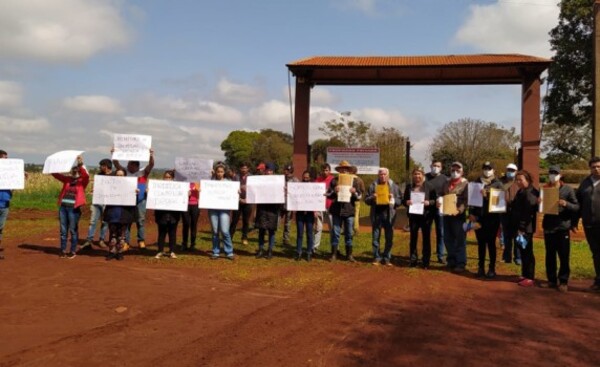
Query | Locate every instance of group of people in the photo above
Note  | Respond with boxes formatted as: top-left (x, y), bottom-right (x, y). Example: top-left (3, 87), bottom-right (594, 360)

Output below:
top-left (2, 148), bottom-right (600, 292)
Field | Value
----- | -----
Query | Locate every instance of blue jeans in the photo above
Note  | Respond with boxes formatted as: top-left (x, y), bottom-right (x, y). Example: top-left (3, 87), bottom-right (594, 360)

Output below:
top-left (331, 215), bottom-right (354, 249)
top-left (296, 212), bottom-right (315, 255)
top-left (59, 206), bottom-right (81, 253)
top-left (258, 228), bottom-right (275, 250)
top-left (86, 204), bottom-right (108, 242)
top-left (0, 207), bottom-right (9, 240)
top-left (372, 212), bottom-right (394, 260)
top-left (443, 215), bottom-right (466, 268)
top-left (126, 199), bottom-right (146, 243)
top-left (209, 209), bottom-right (233, 256)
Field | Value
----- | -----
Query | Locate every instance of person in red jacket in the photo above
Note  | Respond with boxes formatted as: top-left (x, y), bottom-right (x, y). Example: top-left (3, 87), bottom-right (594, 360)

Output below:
top-left (51, 155), bottom-right (89, 259)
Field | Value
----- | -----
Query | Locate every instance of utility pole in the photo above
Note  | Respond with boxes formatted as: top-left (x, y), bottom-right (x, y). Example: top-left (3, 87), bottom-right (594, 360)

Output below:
top-left (594, 0), bottom-right (600, 155)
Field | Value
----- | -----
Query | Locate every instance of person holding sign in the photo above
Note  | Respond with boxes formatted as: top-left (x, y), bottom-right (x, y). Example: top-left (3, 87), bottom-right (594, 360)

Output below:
top-left (281, 164), bottom-right (300, 247)
top-left (511, 170), bottom-right (539, 287)
top-left (254, 162), bottom-right (282, 260)
top-left (539, 165), bottom-right (579, 292)
top-left (207, 163), bottom-right (235, 260)
top-left (81, 159), bottom-right (113, 251)
top-left (426, 160), bottom-right (449, 264)
top-left (438, 162), bottom-right (469, 273)
top-left (0, 149), bottom-right (20, 259)
top-left (314, 163), bottom-right (334, 253)
top-left (500, 163), bottom-right (522, 265)
top-left (365, 167), bottom-right (401, 266)
top-left (181, 181), bottom-right (200, 252)
top-left (468, 162), bottom-right (503, 279)
top-left (112, 148), bottom-right (154, 250)
top-left (153, 171), bottom-right (182, 259)
top-left (402, 168), bottom-right (435, 268)
top-left (52, 155), bottom-right (90, 259)
top-left (327, 160), bottom-right (362, 262)
top-left (230, 162), bottom-right (252, 246)
top-left (103, 169), bottom-right (136, 261)
top-left (294, 170), bottom-right (317, 261)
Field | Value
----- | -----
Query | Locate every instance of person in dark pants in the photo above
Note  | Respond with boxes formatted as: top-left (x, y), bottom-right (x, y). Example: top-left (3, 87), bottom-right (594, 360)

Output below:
top-left (469, 161), bottom-right (503, 278)
top-left (181, 182), bottom-right (200, 251)
top-left (230, 162), bottom-right (252, 246)
top-left (254, 162), bottom-right (282, 260)
top-left (540, 165), bottom-right (579, 292)
top-left (403, 168), bottom-right (434, 268)
top-left (575, 156), bottom-right (600, 291)
top-left (154, 170), bottom-right (181, 259)
top-left (512, 170), bottom-right (539, 287)
top-left (294, 170), bottom-right (316, 261)
top-left (425, 160), bottom-right (448, 264)
top-left (500, 163), bottom-right (521, 265)
top-left (103, 169), bottom-right (136, 261)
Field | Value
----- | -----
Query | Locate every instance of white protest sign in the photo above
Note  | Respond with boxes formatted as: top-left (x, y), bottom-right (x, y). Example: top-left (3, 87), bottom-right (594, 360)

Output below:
top-left (199, 180), bottom-right (240, 210)
top-left (468, 182), bottom-right (484, 207)
top-left (42, 150), bottom-right (84, 174)
top-left (146, 180), bottom-right (189, 211)
top-left (246, 175), bottom-right (285, 204)
top-left (327, 147), bottom-right (380, 174)
top-left (286, 182), bottom-right (326, 211)
top-left (409, 191), bottom-right (425, 215)
top-left (0, 159), bottom-right (25, 190)
top-left (175, 157), bottom-right (213, 182)
top-left (112, 134), bottom-right (152, 162)
top-left (92, 175), bottom-right (137, 206)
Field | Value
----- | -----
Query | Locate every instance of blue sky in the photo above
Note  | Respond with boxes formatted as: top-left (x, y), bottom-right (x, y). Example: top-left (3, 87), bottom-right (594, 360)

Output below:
top-left (0, 0), bottom-right (560, 168)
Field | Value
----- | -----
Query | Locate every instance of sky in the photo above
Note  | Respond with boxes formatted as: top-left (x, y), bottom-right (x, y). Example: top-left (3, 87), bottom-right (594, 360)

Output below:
top-left (0, 0), bottom-right (561, 168)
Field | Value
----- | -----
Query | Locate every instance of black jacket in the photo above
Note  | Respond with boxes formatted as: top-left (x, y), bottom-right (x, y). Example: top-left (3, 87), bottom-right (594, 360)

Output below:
top-left (542, 183), bottom-right (579, 233)
top-left (576, 176), bottom-right (600, 228)
top-left (511, 186), bottom-right (539, 234)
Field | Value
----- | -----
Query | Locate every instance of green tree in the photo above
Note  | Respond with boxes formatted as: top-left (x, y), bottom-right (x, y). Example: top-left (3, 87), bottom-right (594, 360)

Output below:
top-left (220, 130), bottom-right (260, 168)
top-left (544, 0), bottom-right (594, 159)
top-left (429, 118), bottom-right (519, 177)
top-left (310, 137), bottom-right (345, 165)
top-left (251, 129), bottom-right (293, 170)
top-left (318, 114), bottom-right (371, 147)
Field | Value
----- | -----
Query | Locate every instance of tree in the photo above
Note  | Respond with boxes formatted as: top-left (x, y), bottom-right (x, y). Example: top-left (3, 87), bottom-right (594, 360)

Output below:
top-left (542, 122), bottom-right (591, 164)
top-left (220, 130), bottom-right (260, 168)
top-left (251, 129), bottom-right (293, 170)
top-left (429, 118), bottom-right (519, 176)
top-left (310, 137), bottom-right (345, 165)
top-left (544, 0), bottom-right (594, 158)
top-left (318, 114), bottom-right (371, 147)
top-left (369, 127), bottom-right (410, 182)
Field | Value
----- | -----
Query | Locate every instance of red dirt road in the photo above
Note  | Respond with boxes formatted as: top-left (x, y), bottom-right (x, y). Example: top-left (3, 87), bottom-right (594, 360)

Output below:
top-left (1, 213), bottom-right (600, 366)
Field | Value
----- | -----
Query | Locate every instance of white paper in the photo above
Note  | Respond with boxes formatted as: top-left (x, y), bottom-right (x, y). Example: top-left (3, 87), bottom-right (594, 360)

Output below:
top-left (199, 180), bottom-right (240, 210)
top-left (286, 182), bottom-right (326, 211)
top-left (112, 134), bottom-right (152, 162)
top-left (42, 150), bottom-right (84, 174)
top-left (489, 189), bottom-right (507, 213)
top-left (146, 179), bottom-right (189, 211)
top-left (468, 182), bottom-right (484, 207)
top-left (337, 185), bottom-right (352, 203)
top-left (538, 189), bottom-right (544, 213)
top-left (409, 191), bottom-right (425, 215)
top-left (92, 175), bottom-right (138, 206)
top-left (246, 175), bottom-right (285, 204)
top-left (0, 159), bottom-right (25, 190)
top-left (175, 157), bottom-right (213, 182)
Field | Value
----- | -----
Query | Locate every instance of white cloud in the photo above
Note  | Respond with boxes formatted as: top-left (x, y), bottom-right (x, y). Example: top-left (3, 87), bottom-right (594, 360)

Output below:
top-left (248, 100), bottom-right (291, 129)
top-left (311, 87), bottom-right (339, 106)
top-left (215, 78), bottom-right (265, 105)
top-left (0, 0), bottom-right (133, 63)
top-left (454, 0), bottom-right (559, 57)
top-left (0, 115), bottom-right (50, 132)
top-left (63, 95), bottom-right (123, 114)
top-left (152, 96), bottom-right (244, 125)
top-left (0, 81), bottom-right (23, 109)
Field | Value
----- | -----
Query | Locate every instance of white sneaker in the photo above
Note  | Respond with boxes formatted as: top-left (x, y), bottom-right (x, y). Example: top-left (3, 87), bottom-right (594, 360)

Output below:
top-left (169, 252), bottom-right (177, 259)
top-left (155, 252), bottom-right (163, 259)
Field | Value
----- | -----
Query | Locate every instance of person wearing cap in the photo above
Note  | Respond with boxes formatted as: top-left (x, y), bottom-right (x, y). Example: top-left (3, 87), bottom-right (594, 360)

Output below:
top-left (52, 155), bottom-right (90, 259)
top-left (254, 162), bottom-right (282, 259)
top-left (402, 167), bottom-right (434, 268)
top-left (327, 160), bottom-right (363, 262)
top-left (281, 164), bottom-right (299, 247)
top-left (511, 170), bottom-right (539, 287)
top-left (256, 162), bottom-right (266, 175)
top-left (349, 165), bottom-right (366, 235)
top-left (540, 165), bottom-right (578, 292)
top-left (425, 160), bottom-right (448, 264)
top-left (81, 158), bottom-right (113, 251)
top-left (314, 163), bottom-right (334, 253)
top-left (438, 161), bottom-right (469, 272)
top-left (468, 161), bottom-right (503, 278)
top-left (230, 162), bottom-right (253, 246)
top-left (575, 156), bottom-right (600, 291)
top-left (500, 163), bottom-right (522, 265)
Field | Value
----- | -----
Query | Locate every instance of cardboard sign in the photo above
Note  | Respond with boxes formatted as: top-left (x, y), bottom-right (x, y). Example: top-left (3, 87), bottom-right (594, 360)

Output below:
top-left (488, 188), bottom-right (507, 213)
top-left (0, 159), bottom-right (25, 190)
top-left (42, 150), bottom-right (84, 174)
top-left (112, 134), bottom-right (152, 161)
top-left (442, 193), bottom-right (458, 215)
top-left (92, 175), bottom-right (137, 206)
top-left (375, 183), bottom-right (390, 205)
top-left (540, 187), bottom-right (559, 215)
top-left (286, 182), bottom-right (326, 211)
top-left (146, 180), bottom-right (189, 211)
top-left (246, 175), bottom-right (285, 204)
top-left (199, 180), bottom-right (240, 210)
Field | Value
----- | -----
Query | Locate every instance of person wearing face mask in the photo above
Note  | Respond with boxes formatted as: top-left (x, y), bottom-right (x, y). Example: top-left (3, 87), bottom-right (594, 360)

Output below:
top-left (500, 163), bottom-right (521, 265)
top-left (468, 162), bottom-right (503, 278)
top-left (438, 161), bottom-right (469, 272)
top-left (52, 155), bottom-right (90, 259)
top-left (425, 160), bottom-right (448, 264)
top-left (539, 165), bottom-right (578, 292)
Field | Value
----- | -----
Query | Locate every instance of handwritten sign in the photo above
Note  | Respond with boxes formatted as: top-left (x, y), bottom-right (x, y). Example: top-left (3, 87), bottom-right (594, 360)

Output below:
top-left (92, 175), bottom-right (137, 206)
top-left (488, 188), bottom-right (507, 213)
top-left (199, 180), bottom-right (240, 210)
top-left (246, 175), bottom-right (285, 204)
top-left (42, 150), bottom-right (84, 174)
top-left (468, 182), bottom-right (484, 207)
top-left (174, 157), bottom-right (213, 182)
top-left (112, 134), bottom-right (152, 161)
top-left (0, 159), bottom-right (25, 190)
top-left (409, 191), bottom-right (425, 215)
top-left (286, 182), bottom-right (326, 211)
top-left (146, 180), bottom-right (189, 211)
